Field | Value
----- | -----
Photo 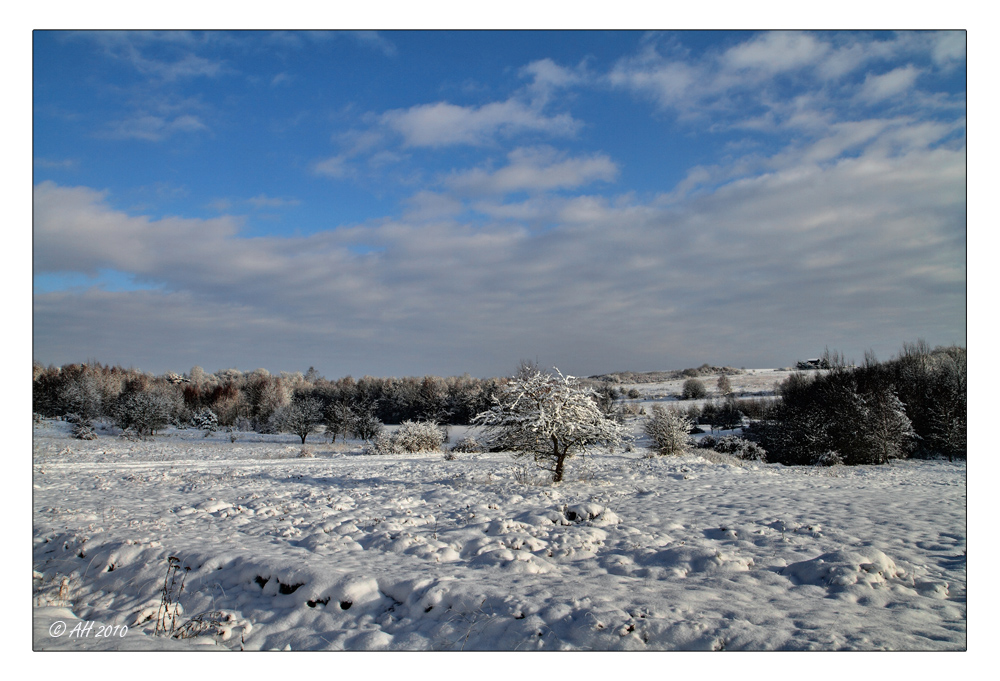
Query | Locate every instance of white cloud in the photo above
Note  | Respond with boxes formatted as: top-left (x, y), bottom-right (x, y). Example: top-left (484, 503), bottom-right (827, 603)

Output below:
top-left (105, 113), bottom-right (208, 141)
top-left (721, 31), bottom-right (830, 74)
top-left (346, 31), bottom-right (397, 57)
top-left (34, 114), bottom-right (965, 376)
top-left (929, 31), bottom-right (966, 66)
top-left (445, 147), bottom-right (618, 196)
top-left (313, 154), bottom-right (352, 178)
top-left (857, 65), bottom-right (922, 103)
top-left (84, 31), bottom-right (234, 82)
top-left (247, 194), bottom-right (300, 209)
top-left (609, 32), bottom-right (958, 129)
top-left (381, 99), bottom-right (580, 148)
top-left (403, 191), bottom-right (464, 221)
top-left (520, 58), bottom-right (588, 105)
top-left (608, 52), bottom-right (700, 111)
top-left (34, 158), bottom-right (78, 170)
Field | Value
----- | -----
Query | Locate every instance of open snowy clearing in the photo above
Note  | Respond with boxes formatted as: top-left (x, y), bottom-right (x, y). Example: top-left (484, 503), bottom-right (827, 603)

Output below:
top-left (32, 419), bottom-right (965, 651)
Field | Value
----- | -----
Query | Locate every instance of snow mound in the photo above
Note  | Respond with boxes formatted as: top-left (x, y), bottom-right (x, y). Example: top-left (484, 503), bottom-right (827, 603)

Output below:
top-left (603, 545), bottom-right (754, 579)
top-left (469, 548), bottom-right (555, 573)
top-left (782, 546), bottom-right (903, 589)
top-left (195, 499), bottom-right (233, 513)
top-left (564, 503), bottom-right (620, 526)
top-left (642, 545), bottom-right (754, 577)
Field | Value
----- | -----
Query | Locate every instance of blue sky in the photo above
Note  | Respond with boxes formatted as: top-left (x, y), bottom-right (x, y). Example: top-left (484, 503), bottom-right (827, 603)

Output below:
top-left (32, 29), bottom-right (967, 378)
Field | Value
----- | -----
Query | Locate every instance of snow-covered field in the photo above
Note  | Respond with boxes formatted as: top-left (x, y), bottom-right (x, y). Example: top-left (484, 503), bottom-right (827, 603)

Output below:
top-left (32, 414), bottom-right (966, 652)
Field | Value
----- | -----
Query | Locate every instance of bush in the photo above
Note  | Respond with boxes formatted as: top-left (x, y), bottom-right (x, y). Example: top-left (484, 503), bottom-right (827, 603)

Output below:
top-left (681, 378), bottom-right (707, 400)
top-left (366, 420), bottom-right (443, 454)
top-left (394, 420), bottom-right (445, 452)
top-left (72, 420), bottom-right (97, 440)
top-left (815, 450), bottom-right (844, 466)
top-left (752, 361), bottom-right (917, 466)
top-left (644, 405), bottom-right (693, 455)
top-left (619, 402), bottom-right (644, 417)
top-left (716, 398), bottom-right (744, 431)
top-left (697, 435), bottom-right (717, 449)
top-left (712, 435), bottom-right (766, 461)
top-left (451, 436), bottom-right (485, 453)
top-left (716, 374), bottom-right (733, 396)
top-left (193, 408), bottom-right (218, 432)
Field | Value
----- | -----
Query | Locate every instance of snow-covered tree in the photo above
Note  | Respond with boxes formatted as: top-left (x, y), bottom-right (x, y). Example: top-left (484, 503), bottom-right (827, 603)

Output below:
top-left (59, 371), bottom-right (104, 421)
top-left (243, 372), bottom-right (286, 432)
top-left (681, 378), bottom-right (707, 400)
top-left (194, 408), bottom-right (218, 433)
top-left (113, 389), bottom-right (172, 439)
top-left (350, 404), bottom-right (384, 442)
top-left (717, 374), bottom-right (733, 396)
top-left (644, 405), bottom-right (693, 455)
top-left (323, 401), bottom-right (355, 443)
top-left (473, 369), bottom-right (626, 483)
top-left (271, 395), bottom-right (324, 444)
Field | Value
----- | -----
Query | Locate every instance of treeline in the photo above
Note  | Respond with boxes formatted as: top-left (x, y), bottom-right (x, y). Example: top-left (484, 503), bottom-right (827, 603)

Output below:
top-left (746, 342), bottom-right (966, 464)
top-left (33, 341), bottom-right (966, 465)
top-left (32, 362), bottom-right (507, 439)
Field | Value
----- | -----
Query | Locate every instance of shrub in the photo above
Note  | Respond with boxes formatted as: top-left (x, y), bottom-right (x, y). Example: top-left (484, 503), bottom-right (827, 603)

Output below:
top-left (712, 435), bottom-right (766, 461)
top-left (752, 362), bottom-right (917, 466)
top-left (643, 405), bottom-right (693, 455)
top-left (716, 374), bottom-right (733, 396)
top-left (193, 408), bottom-right (218, 432)
top-left (393, 420), bottom-right (445, 452)
top-left (681, 378), bottom-right (707, 400)
top-left (72, 420), bottom-right (97, 440)
top-left (716, 398), bottom-right (744, 431)
top-left (619, 402), bottom-right (643, 417)
top-left (815, 450), bottom-right (844, 466)
top-left (366, 420), bottom-right (444, 454)
top-left (451, 436), bottom-right (485, 453)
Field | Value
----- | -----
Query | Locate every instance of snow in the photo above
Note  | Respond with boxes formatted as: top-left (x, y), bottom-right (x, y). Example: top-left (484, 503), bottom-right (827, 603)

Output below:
top-left (32, 414), bottom-right (966, 652)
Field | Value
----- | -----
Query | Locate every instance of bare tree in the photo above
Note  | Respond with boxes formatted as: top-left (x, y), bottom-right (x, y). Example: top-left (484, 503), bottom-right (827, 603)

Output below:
top-left (273, 395), bottom-right (324, 444)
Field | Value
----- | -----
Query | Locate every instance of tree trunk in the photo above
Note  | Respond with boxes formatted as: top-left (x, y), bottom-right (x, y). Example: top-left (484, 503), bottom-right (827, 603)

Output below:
top-left (552, 435), bottom-right (564, 483)
top-left (300, 433), bottom-right (308, 444)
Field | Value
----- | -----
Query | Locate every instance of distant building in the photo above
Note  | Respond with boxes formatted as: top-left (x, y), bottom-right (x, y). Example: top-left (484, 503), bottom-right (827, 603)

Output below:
top-left (796, 358), bottom-right (827, 370)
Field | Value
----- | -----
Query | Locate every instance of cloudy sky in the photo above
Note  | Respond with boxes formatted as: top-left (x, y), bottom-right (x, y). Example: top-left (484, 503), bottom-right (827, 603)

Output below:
top-left (32, 30), bottom-right (966, 378)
